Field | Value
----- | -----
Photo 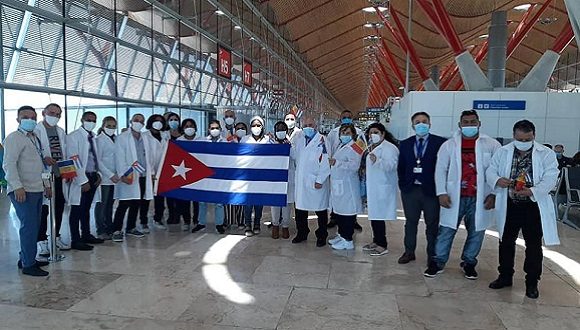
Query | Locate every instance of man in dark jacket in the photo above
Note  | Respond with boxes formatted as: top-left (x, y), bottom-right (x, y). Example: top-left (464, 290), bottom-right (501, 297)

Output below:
top-left (397, 112), bottom-right (447, 264)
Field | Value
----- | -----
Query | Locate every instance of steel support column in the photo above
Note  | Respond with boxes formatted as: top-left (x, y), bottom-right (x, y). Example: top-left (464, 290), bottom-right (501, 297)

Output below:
top-left (376, 60), bottom-right (399, 96)
top-left (6, 0), bottom-right (37, 82)
top-left (431, 0), bottom-right (464, 55)
top-left (99, 16), bottom-right (128, 95)
top-left (154, 40), bottom-right (179, 101)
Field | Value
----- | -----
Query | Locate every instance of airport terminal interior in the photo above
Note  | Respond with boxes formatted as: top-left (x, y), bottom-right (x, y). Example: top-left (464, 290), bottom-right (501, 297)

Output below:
top-left (1, 0), bottom-right (580, 329)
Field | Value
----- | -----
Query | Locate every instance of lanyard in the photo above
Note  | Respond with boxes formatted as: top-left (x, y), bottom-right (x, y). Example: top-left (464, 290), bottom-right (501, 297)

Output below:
top-left (19, 129), bottom-right (48, 171)
top-left (415, 137), bottom-right (428, 165)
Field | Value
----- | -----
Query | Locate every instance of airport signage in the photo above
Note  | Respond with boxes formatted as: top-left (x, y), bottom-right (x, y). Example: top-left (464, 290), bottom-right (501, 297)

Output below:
top-left (243, 61), bottom-right (252, 87)
top-left (366, 107), bottom-right (385, 113)
top-left (217, 45), bottom-right (232, 79)
top-left (473, 100), bottom-right (526, 111)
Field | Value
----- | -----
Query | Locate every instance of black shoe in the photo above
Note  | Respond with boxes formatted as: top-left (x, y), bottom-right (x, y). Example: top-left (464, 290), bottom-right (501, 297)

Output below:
top-left (316, 238), bottom-right (326, 247)
top-left (525, 282), bottom-right (539, 299)
top-left (489, 277), bottom-right (513, 289)
top-left (424, 262), bottom-right (444, 278)
top-left (17, 260), bottom-right (50, 269)
top-left (71, 241), bottom-right (94, 251)
top-left (82, 234), bottom-right (105, 245)
top-left (191, 224), bottom-right (206, 233)
top-left (245, 225), bottom-right (254, 237)
top-left (216, 225), bottom-right (225, 234)
top-left (253, 224), bottom-right (261, 235)
top-left (398, 253), bottom-right (416, 264)
top-left (353, 221), bottom-right (363, 232)
top-left (326, 219), bottom-right (337, 228)
top-left (292, 235), bottom-right (307, 244)
top-left (22, 266), bottom-right (49, 277)
top-left (462, 263), bottom-right (478, 280)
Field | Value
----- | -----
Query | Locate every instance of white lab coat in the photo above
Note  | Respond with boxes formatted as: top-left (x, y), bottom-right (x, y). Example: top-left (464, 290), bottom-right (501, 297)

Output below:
top-left (366, 140), bottom-right (399, 220)
top-left (114, 130), bottom-right (157, 201)
top-left (326, 125), bottom-right (363, 157)
top-left (330, 141), bottom-right (362, 216)
top-left (486, 142), bottom-right (560, 245)
top-left (95, 133), bottom-right (117, 186)
top-left (65, 128), bottom-right (101, 206)
top-left (435, 132), bottom-right (501, 231)
top-left (240, 134), bottom-right (271, 144)
top-left (34, 122), bottom-right (67, 206)
top-left (294, 132), bottom-right (331, 211)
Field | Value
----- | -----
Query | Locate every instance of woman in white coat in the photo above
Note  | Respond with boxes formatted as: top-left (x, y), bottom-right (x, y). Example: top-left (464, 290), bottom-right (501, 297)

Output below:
top-left (486, 120), bottom-right (559, 299)
top-left (94, 116), bottom-right (119, 240)
top-left (269, 121), bottom-right (294, 240)
top-left (360, 123), bottom-right (399, 256)
top-left (111, 114), bottom-right (157, 242)
top-left (142, 114), bottom-right (168, 231)
top-left (328, 124), bottom-right (362, 250)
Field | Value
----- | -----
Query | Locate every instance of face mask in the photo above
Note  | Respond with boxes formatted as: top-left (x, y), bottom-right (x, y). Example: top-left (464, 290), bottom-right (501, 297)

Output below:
top-left (514, 140), bottom-right (533, 151)
top-left (236, 129), bottom-right (246, 138)
top-left (414, 123), bottom-right (430, 137)
top-left (341, 118), bottom-right (353, 125)
top-left (224, 117), bottom-right (235, 126)
top-left (19, 119), bottom-right (37, 132)
top-left (303, 127), bottom-right (316, 138)
top-left (251, 126), bottom-right (262, 136)
top-left (285, 118), bottom-right (296, 129)
top-left (555, 152), bottom-right (563, 159)
top-left (370, 133), bottom-right (382, 144)
top-left (209, 128), bottom-right (221, 137)
top-left (131, 122), bottom-right (144, 132)
top-left (168, 120), bottom-right (179, 130)
top-left (461, 126), bottom-right (479, 138)
top-left (45, 115), bottom-right (59, 127)
top-left (184, 127), bottom-right (196, 137)
top-left (152, 121), bottom-right (163, 131)
top-left (83, 121), bottom-right (96, 131)
top-left (104, 128), bottom-right (116, 136)
top-left (276, 131), bottom-right (287, 140)
top-left (340, 135), bottom-right (352, 144)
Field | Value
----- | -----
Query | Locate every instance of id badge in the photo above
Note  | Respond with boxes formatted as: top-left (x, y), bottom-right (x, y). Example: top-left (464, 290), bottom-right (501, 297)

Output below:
top-left (413, 167), bottom-right (423, 174)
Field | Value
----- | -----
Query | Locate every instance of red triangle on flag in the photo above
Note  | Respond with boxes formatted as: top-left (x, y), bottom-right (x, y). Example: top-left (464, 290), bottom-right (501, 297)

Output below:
top-left (157, 141), bottom-right (214, 195)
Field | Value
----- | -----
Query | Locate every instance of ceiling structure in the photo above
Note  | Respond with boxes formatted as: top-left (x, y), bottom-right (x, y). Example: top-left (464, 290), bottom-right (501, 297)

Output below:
top-left (259, 0), bottom-right (577, 113)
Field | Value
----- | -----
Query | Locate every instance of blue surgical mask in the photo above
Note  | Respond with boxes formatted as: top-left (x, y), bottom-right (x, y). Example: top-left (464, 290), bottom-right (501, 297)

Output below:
top-left (461, 126), bottom-right (479, 138)
top-left (414, 123), bottom-right (430, 137)
top-left (168, 120), bottom-right (179, 130)
top-left (303, 127), bottom-right (316, 138)
top-left (341, 118), bottom-right (353, 125)
top-left (339, 135), bottom-right (352, 144)
top-left (19, 119), bottom-right (37, 132)
top-left (555, 152), bottom-right (563, 159)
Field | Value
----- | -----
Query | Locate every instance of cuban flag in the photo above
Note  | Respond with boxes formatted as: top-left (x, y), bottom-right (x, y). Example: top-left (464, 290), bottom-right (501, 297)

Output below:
top-left (156, 141), bottom-right (291, 207)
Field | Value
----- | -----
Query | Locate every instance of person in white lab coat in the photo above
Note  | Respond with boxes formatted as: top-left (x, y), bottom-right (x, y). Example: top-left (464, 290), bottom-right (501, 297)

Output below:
top-left (111, 114), bottom-right (157, 242)
top-left (284, 113), bottom-right (301, 143)
top-left (143, 114), bottom-right (168, 232)
top-left (486, 120), bottom-right (560, 299)
top-left (241, 116), bottom-right (272, 237)
top-left (424, 110), bottom-right (501, 279)
top-left (327, 124), bottom-right (362, 250)
top-left (94, 116), bottom-right (119, 240)
top-left (292, 116), bottom-right (330, 247)
top-left (176, 118), bottom-right (200, 231)
top-left (360, 123), bottom-right (399, 256)
top-left (270, 121), bottom-right (294, 240)
top-left (221, 109), bottom-right (237, 141)
top-left (65, 111), bottom-right (104, 251)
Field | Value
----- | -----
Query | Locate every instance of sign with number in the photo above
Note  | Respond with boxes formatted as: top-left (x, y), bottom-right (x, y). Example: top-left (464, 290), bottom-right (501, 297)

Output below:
top-left (243, 61), bottom-right (252, 87)
top-left (218, 45), bottom-right (231, 79)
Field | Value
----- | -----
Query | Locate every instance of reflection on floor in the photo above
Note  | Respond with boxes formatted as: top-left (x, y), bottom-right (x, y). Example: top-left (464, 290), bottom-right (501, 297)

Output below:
top-left (0, 195), bottom-right (579, 330)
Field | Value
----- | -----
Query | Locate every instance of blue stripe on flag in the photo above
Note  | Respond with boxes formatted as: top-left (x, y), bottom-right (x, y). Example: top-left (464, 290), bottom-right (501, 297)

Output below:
top-left (175, 140), bottom-right (290, 156)
top-left (210, 168), bottom-right (288, 182)
top-left (160, 188), bottom-right (287, 207)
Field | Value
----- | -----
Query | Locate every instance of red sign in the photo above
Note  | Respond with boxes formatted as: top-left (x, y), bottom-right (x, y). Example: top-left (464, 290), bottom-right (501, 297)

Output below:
top-left (243, 61), bottom-right (252, 87)
top-left (217, 45), bottom-right (231, 79)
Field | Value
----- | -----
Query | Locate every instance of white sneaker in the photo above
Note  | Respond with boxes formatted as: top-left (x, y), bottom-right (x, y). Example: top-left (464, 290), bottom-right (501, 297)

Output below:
top-left (331, 239), bottom-right (354, 250)
top-left (328, 234), bottom-right (343, 245)
top-left (38, 240), bottom-right (50, 257)
top-left (154, 222), bottom-right (167, 230)
top-left (182, 224), bottom-right (190, 232)
top-left (56, 237), bottom-right (71, 251)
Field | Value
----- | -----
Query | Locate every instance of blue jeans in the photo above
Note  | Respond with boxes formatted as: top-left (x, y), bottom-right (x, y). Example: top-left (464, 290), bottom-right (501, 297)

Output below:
top-left (95, 185), bottom-right (114, 235)
top-left (244, 205), bottom-right (263, 226)
top-left (9, 191), bottom-right (43, 268)
top-left (198, 203), bottom-right (224, 226)
top-left (433, 197), bottom-right (485, 268)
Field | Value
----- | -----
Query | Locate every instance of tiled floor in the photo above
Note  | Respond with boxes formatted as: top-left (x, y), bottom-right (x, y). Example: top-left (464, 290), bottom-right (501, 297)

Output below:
top-left (0, 195), bottom-right (579, 330)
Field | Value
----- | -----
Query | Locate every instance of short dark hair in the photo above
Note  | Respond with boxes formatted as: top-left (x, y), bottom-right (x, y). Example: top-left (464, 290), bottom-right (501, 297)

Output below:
top-left (274, 121), bottom-right (288, 132)
top-left (554, 144), bottom-right (564, 149)
top-left (44, 103), bottom-right (62, 112)
top-left (18, 105), bottom-right (35, 114)
top-left (366, 122), bottom-right (398, 146)
top-left (339, 123), bottom-right (356, 136)
top-left (341, 110), bottom-right (352, 116)
top-left (235, 122), bottom-right (247, 130)
top-left (181, 118), bottom-right (197, 130)
top-left (460, 109), bottom-right (479, 121)
top-left (82, 111), bottom-right (97, 120)
top-left (208, 119), bottom-right (221, 128)
top-left (543, 143), bottom-right (553, 149)
top-left (512, 120), bottom-right (535, 134)
top-left (411, 112), bottom-right (430, 122)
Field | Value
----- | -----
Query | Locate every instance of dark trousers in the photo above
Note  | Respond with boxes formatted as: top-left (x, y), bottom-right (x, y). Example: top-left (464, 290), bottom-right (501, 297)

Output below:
top-left (498, 198), bottom-right (544, 284)
top-left (38, 176), bottom-right (65, 241)
top-left (153, 196), bottom-right (165, 224)
top-left (224, 204), bottom-right (244, 226)
top-left (69, 173), bottom-right (99, 243)
top-left (113, 177), bottom-right (150, 232)
top-left (371, 221), bottom-right (387, 248)
top-left (244, 205), bottom-right (263, 226)
top-left (95, 185), bottom-right (115, 235)
top-left (336, 214), bottom-right (356, 241)
top-left (167, 198), bottom-right (194, 225)
top-left (401, 185), bottom-right (440, 260)
top-left (295, 208), bottom-right (328, 239)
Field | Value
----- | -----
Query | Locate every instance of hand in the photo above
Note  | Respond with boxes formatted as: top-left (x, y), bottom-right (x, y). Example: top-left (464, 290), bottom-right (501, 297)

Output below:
top-left (110, 174), bottom-right (120, 183)
top-left (81, 182), bottom-right (91, 192)
top-left (314, 182), bottom-right (323, 189)
top-left (496, 177), bottom-right (512, 188)
top-left (14, 188), bottom-right (26, 203)
top-left (43, 157), bottom-right (56, 166)
top-left (369, 153), bottom-right (377, 163)
top-left (94, 176), bottom-right (102, 188)
top-left (329, 158), bottom-right (336, 166)
top-left (44, 187), bottom-right (52, 199)
top-left (439, 194), bottom-right (451, 209)
top-left (484, 194), bottom-right (496, 210)
top-left (121, 176), bottom-right (132, 184)
top-left (515, 186), bottom-right (533, 197)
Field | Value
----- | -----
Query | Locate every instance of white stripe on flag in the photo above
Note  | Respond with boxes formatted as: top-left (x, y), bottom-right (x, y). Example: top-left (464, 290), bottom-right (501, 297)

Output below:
top-left (192, 153), bottom-right (289, 170)
top-left (183, 178), bottom-right (288, 195)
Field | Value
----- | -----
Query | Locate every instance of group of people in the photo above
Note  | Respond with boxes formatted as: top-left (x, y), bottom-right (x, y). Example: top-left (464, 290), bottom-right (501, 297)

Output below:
top-left (3, 104), bottom-right (562, 300)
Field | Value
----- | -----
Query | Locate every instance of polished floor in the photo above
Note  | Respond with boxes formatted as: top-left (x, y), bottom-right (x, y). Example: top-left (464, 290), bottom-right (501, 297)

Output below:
top-left (0, 195), bottom-right (579, 330)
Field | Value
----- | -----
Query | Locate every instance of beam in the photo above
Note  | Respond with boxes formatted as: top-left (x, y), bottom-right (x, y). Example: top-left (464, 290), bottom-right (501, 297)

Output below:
top-left (376, 28), bottom-right (405, 86)
top-left (551, 21), bottom-right (575, 53)
top-left (376, 60), bottom-right (400, 96)
top-left (292, 8), bottom-right (359, 42)
top-left (6, 0), bottom-right (37, 82)
top-left (431, 0), bottom-right (464, 55)
top-left (373, 73), bottom-right (391, 100)
top-left (507, 0), bottom-right (554, 58)
top-left (308, 36), bottom-right (361, 63)
top-left (302, 25), bottom-right (360, 53)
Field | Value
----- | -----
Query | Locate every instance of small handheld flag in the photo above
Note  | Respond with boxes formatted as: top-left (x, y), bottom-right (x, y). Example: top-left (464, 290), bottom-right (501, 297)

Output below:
top-left (57, 160), bottom-right (77, 179)
top-left (123, 167), bottom-right (135, 185)
top-left (70, 154), bottom-right (83, 169)
top-left (132, 161), bottom-right (145, 174)
top-left (351, 135), bottom-right (367, 155)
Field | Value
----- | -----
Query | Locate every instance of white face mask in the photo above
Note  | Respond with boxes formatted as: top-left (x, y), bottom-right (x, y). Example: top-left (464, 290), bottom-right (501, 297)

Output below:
top-left (236, 129), bottom-right (246, 138)
top-left (224, 117), bottom-right (235, 126)
top-left (184, 127), bottom-right (196, 137)
top-left (152, 121), bottom-right (163, 131)
top-left (131, 122), bottom-right (144, 132)
top-left (45, 115), bottom-right (60, 127)
top-left (209, 128), bottom-right (221, 137)
top-left (83, 121), bottom-right (96, 131)
top-left (104, 128), bottom-right (116, 136)
top-left (514, 140), bottom-right (533, 151)
top-left (275, 131), bottom-right (287, 140)
top-left (370, 133), bottom-right (382, 144)
top-left (285, 118), bottom-right (296, 129)
top-left (251, 126), bottom-right (262, 136)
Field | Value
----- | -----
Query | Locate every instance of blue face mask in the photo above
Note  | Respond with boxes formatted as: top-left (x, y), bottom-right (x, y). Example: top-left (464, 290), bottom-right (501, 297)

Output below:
top-left (168, 120), bottom-right (179, 130)
top-left (414, 123), bottom-right (430, 137)
top-left (339, 135), bottom-right (352, 144)
top-left (341, 118), bottom-right (353, 125)
top-left (19, 119), bottom-right (37, 132)
top-left (303, 127), bottom-right (316, 138)
top-left (461, 126), bottom-right (479, 138)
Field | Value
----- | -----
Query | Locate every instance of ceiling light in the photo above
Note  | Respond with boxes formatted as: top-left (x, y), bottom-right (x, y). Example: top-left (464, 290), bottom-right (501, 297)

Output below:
top-left (234, 25), bottom-right (242, 30)
top-left (478, 34), bottom-right (488, 39)
top-left (364, 22), bottom-right (383, 28)
top-left (362, 6), bottom-right (388, 13)
top-left (364, 35), bottom-right (380, 41)
top-left (513, 4), bottom-right (532, 11)
top-left (215, 10), bottom-right (225, 15)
